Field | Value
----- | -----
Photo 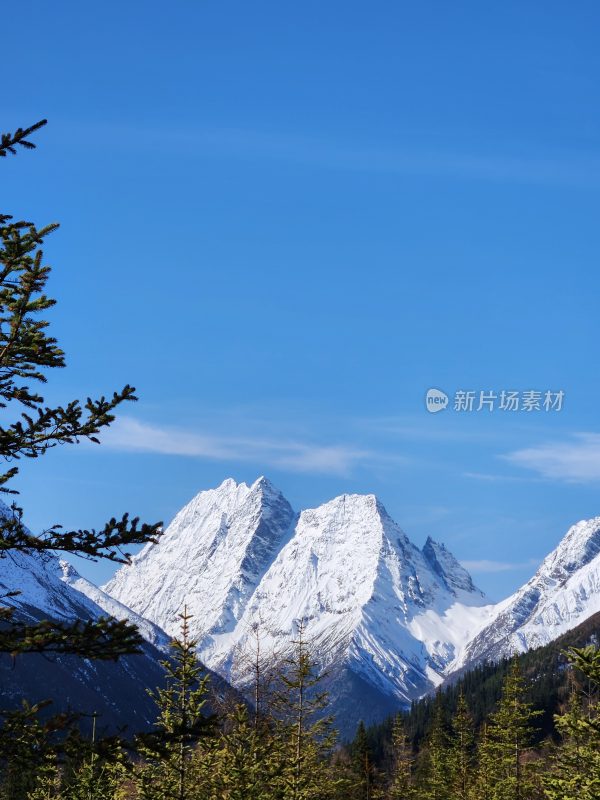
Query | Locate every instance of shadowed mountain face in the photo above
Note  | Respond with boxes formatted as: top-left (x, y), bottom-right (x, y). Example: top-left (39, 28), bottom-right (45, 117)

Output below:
top-left (0, 604), bottom-right (166, 736)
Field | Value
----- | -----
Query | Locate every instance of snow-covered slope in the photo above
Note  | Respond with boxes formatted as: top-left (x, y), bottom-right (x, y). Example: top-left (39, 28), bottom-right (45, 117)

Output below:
top-left (0, 498), bottom-right (166, 653)
top-left (206, 494), bottom-right (490, 696)
top-left (105, 476), bottom-right (296, 641)
top-left (0, 502), bottom-right (100, 625)
top-left (60, 560), bottom-right (170, 650)
top-left (105, 479), bottom-right (490, 729)
top-left (453, 516), bottom-right (600, 670)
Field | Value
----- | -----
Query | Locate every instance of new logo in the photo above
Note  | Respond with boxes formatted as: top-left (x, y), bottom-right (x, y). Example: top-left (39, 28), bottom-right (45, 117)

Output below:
top-left (425, 388), bottom-right (448, 413)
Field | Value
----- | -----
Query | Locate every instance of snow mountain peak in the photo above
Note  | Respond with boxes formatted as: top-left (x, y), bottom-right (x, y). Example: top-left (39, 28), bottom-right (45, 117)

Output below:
top-left (453, 515), bottom-right (600, 671)
top-left (104, 476), bottom-right (296, 641)
top-left (537, 516), bottom-right (600, 582)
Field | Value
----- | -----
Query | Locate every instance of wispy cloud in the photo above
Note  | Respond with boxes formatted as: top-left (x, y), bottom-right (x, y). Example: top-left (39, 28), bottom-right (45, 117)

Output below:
top-left (461, 558), bottom-right (538, 574)
top-left (463, 471), bottom-right (540, 483)
top-left (503, 432), bottom-right (600, 482)
top-left (98, 416), bottom-right (400, 477)
top-left (78, 120), bottom-right (600, 190)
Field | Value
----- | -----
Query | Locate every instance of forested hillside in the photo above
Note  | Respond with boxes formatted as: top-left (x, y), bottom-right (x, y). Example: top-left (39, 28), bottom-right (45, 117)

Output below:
top-left (356, 609), bottom-right (600, 761)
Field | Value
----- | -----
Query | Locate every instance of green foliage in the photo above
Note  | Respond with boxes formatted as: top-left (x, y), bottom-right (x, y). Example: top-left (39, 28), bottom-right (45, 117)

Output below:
top-left (388, 714), bottom-right (417, 800)
top-left (542, 646), bottom-right (600, 800)
top-left (0, 118), bottom-right (161, 661)
top-left (472, 660), bottom-right (542, 800)
top-left (3, 622), bottom-right (600, 799)
top-left (449, 693), bottom-right (474, 800)
top-left (271, 619), bottom-right (344, 800)
top-left (416, 694), bottom-right (454, 800)
top-left (135, 608), bottom-right (214, 800)
top-left (60, 734), bottom-right (129, 800)
top-left (0, 701), bottom-right (59, 799)
top-left (212, 703), bottom-right (280, 800)
top-left (350, 720), bottom-right (380, 799)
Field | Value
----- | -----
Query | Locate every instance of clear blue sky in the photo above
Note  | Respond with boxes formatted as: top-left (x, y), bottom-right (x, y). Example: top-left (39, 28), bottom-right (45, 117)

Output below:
top-left (3, 2), bottom-right (600, 599)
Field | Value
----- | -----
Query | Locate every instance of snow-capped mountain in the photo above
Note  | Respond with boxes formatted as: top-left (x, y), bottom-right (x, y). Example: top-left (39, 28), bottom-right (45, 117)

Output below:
top-left (105, 478), bottom-right (492, 730)
top-left (452, 516), bottom-right (600, 670)
top-left (104, 476), bottom-right (296, 643)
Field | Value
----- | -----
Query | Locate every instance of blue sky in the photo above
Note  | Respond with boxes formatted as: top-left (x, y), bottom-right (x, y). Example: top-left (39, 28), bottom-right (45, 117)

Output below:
top-left (3, 2), bottom-right (600, 598)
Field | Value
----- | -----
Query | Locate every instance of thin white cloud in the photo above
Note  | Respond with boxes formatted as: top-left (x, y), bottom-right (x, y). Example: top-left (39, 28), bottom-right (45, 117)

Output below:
top-left (461, 558), bottom-right (538, 574)
top-left (98, 416), bottom-right (390, 477)
top-left (463, 471), bottom-right (540, 483)
top-left (80, 120), bottom-right (600, 189)
top-left (503, 432), bottom-right (600, 483)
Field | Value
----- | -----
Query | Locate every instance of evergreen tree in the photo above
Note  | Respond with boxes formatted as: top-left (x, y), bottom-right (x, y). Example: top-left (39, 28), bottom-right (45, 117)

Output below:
top-left (58, 716), bottom-right (130, 800)
top-left (542, 646), bottom-right (600, 800)
top-left (136, 608), bottom-right (215, 800)
top-left (351, 721), bottom-right (378, 800)
top-left (213, 702), bottom-right (282, 800)
top-left (476, 660), bottom-right (541, 800)
top-left (271, 619), bottom-right (342, 800)
top-left (25, 751), bottom-right (61, 800)
top-left (472, 722), bottom-right (493, 800)
top-left (388, 714), bottom-right (416, 800)
top-left (0, 119), bottom-right (161, 661)
top-left (450, 693), bottom-right (474, 800)
top-left (0, 700), bottom-right (68, 800)
top-left (417, 694), bottom-right (453, 800)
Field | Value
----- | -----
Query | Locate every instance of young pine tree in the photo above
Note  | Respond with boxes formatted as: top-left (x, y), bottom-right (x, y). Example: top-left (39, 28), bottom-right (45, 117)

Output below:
top-left (417, 693), bottom-right (453, 800)
top-left (271, 619), bottom-right (343, 800)
top-left (24, 751), bottom-right (61, 800)
top-left (213, 702), bottom-right (281, 800)
top-left (136, 608), bottom-right (215, 800)
top-left (474, 660), bottom-right (541, 800)
top-left (59, 718), bottom-right (130, 800)
top-left (472, 722), bottom-right (493, 800)
top-left (449, 692), bottom-right (475, 800)
top-left (0, 701), bottom-right (64, 800)
top-left (388, 714), bottom-right (416, 800)
top-left (350, 721), bottom-right (379, 800)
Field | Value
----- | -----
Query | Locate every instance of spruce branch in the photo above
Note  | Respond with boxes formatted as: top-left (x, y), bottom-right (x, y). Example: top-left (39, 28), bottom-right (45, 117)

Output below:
top-left (0, 120), bottom-right (48, 157)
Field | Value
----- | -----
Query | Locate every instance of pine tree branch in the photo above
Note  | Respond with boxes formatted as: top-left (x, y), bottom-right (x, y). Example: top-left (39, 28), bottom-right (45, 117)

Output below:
top-left (0, 121), bottom-right (47, 158)
top-left (0, 508), bottom-right (161, 563)
top-left (0, 614), bottom-right (145, 659)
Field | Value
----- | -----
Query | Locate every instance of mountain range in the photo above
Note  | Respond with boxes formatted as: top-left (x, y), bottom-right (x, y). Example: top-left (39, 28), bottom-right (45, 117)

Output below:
top-left (4, 478), bottom-right (600, 736)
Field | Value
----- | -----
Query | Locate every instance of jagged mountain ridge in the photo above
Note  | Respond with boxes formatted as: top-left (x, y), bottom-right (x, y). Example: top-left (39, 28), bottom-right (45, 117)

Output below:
top-left (452, 515), bottom-right (600, 670)
top-left (104, 478), bottom-right (493, 731)
top-left (105, 476), bottom-right (297, 642)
